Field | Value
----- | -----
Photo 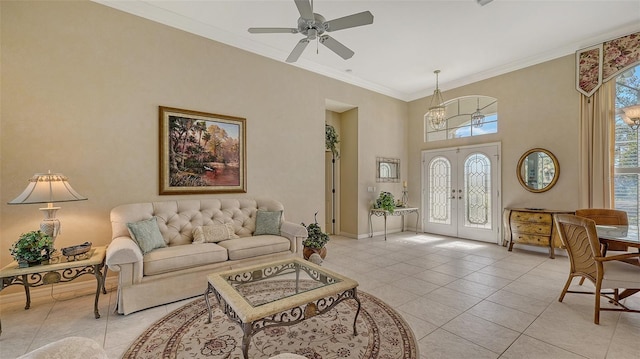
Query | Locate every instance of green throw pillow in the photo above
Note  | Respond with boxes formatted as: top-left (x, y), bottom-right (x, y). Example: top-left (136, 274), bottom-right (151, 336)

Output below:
top-left (127, 217), bottom-right (167, 255)
top-left (254, 210), bottom-right (282, 236)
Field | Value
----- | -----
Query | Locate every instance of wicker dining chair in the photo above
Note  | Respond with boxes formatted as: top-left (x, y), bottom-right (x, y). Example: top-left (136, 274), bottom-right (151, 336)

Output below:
top-left (574, 209), bottom-right (629, 254)
top-left (554, 214), bottom-right (640, 324)
top-left (574, 208), bottom-right (632, 285)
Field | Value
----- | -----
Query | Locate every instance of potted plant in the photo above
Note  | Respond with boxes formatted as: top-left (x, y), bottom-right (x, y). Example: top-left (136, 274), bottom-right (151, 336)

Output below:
top-left (9, 230), bottom-right (55, 267)
top-left (301, 212), bottom-right (330, 261)
top-left (376, 191), bottom-right (396, 213)
top-left (325, 124), bottom-right (339, 158)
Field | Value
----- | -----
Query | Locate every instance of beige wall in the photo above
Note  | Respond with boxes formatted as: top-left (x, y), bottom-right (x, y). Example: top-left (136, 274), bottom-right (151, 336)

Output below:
top-left (0, 1), bottom-right (587, 273)
top-left (0, 1), bottom-right (408, 268)
top-left (408, 55), bottom-right (581, 217)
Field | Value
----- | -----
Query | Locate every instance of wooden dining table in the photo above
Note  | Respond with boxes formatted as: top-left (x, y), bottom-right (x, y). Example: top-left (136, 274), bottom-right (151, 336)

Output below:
top-left (595, 224), bottom-right (640, 300)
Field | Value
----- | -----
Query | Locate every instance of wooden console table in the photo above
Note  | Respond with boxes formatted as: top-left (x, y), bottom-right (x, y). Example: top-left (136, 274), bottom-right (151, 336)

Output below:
top-left (369, 207), bottom-right (419, 240)
top-left (503, 208), bottom-right (574, 258)
top-left (0, 246), bottom-right (107, 335)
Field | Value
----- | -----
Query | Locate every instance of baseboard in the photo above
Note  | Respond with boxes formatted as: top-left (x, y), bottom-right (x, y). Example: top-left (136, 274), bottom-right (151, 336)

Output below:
top-left (509, 243), bottom-right (568, 257)
top-left (357, 228), bottom-right (402, 239)
top-left (337, 231), bottom-right (357, 238)
top-left (0, 276), bottom-right (118, 306)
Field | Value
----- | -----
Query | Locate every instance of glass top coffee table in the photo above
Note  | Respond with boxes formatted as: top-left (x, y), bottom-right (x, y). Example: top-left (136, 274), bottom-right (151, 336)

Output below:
top-left (205, 257), bottom-right (360, 359)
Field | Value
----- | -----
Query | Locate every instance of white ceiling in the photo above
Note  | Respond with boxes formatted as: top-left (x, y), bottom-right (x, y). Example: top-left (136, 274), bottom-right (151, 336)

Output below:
top-left (94, 0), bottom-right (640, 102)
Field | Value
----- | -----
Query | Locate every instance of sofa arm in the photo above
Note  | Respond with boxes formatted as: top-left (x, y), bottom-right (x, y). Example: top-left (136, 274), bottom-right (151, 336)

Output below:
top-left (106, 236), bottom-right (143, 271)
top-left (280, 221), bottom-right (308, 253)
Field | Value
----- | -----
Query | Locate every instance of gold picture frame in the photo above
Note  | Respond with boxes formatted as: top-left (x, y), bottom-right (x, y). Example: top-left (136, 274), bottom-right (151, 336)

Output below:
top-left (159, 106), bottom-right (246, 195)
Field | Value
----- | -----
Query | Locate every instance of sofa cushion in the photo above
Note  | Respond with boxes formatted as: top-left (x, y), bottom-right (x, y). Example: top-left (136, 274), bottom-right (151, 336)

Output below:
top-left (192, 223), bottom-right (239, 244)
top-left (143, 243), bottom-right (228, 276)
top-left (217, 236), bottom-right (290, 260)
top-left (127, 217), bottom-right (167, 255)
top-left (254, 210), bottom-right (282, 235)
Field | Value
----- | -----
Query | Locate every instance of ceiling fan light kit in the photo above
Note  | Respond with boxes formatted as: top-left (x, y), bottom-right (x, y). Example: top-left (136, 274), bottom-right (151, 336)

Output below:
top-left (248, 0), bottom-right (374, 63)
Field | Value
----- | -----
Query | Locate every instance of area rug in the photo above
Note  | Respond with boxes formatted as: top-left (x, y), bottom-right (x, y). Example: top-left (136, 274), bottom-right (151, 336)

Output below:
top-left (123, 280), bottom-right (418, 358)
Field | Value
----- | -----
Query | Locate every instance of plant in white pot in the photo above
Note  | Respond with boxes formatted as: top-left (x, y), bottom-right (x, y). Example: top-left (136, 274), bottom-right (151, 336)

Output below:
top-left (301, 212), bottom-right (330, 262)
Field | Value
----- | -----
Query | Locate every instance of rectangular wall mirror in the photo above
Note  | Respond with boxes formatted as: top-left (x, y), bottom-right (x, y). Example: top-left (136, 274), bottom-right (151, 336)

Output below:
top-left (376, 157), bottom-right (400, 182)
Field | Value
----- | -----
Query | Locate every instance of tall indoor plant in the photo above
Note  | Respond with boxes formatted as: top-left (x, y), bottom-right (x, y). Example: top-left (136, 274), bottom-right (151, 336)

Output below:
top-left (326, 123), bottom-right (339, 235)
top-left (325, 124), bottom-right (339, 158)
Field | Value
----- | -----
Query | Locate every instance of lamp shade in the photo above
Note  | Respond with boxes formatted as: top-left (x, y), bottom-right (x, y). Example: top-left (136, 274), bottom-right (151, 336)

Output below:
top-left (621, 104), bottom-right (640, 129)
top-left (8, 172), bottom-right (87, 205)
top-left (622, 104), bottom-right (640, 120)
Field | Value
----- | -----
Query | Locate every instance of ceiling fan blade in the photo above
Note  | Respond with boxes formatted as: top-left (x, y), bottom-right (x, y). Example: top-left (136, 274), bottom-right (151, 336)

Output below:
top-left (324, 11), bottom-right (373, 32)
top-left (286, 38), bottom-right (310, 63)
top-left (248, 27), bottom-right (298, 34)
top-left (319, 35), bottom-right (354, 60)
top-left (294, 0), bottom-right (314, 20)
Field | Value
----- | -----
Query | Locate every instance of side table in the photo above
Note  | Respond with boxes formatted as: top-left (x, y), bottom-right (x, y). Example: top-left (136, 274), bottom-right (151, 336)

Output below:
top-left (0, 246), bottom-right (107, 335)
top-left (369, 207), bottom-right (420, 240)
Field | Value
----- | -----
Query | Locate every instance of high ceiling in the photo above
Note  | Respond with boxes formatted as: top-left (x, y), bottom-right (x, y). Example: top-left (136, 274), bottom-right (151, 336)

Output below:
top-left (95, 0), bottom-right (640, 101)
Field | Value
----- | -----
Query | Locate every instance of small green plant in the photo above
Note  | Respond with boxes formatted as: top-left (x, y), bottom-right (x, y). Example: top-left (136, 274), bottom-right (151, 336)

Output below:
top-left (9, 230), bottom-right (55, 264)
top-left (325, 124), bottom-right (340, 159)
top-left (302, 212), bottom-right (330, 249)
top-left (376, 191), bottom-right (396, 213)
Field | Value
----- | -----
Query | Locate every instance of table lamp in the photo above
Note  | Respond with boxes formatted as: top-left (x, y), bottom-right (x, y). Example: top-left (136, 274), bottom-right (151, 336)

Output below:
top-left (8, 171), bottom-right (87, 243)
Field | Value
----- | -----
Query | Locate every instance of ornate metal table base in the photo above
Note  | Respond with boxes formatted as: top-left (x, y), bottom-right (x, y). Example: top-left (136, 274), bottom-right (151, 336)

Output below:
top-left (204, 283), bottom-right (361, 359)
top-left (369, 207), bottom-right (420, 240)
top-left (1, 264), bottom-right (107, 317)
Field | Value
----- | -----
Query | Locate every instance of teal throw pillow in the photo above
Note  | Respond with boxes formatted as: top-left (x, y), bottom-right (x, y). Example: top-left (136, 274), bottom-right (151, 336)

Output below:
top-left (254, 210), bottom-right (282, 236)
top-left (127, 217), bottom-right (167, 255)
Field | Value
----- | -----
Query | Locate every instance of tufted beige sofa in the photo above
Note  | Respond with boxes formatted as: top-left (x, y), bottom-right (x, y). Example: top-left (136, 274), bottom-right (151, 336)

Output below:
top-left (106, 198), bottom-right (307, 315)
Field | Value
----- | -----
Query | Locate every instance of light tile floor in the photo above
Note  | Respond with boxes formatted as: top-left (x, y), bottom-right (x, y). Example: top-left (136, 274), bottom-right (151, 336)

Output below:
top-left (2, 232), bottom-right (640, 358)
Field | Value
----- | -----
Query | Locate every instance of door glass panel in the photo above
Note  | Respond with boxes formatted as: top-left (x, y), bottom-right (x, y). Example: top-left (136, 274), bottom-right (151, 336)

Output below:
top-left (464, 153), bottom-right (491, 229)
top-left (429, 156), bottom-right (451, 224)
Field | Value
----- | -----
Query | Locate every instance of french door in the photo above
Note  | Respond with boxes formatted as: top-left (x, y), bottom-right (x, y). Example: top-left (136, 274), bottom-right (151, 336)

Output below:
top-left (422, 143), bottom-right (501, 243)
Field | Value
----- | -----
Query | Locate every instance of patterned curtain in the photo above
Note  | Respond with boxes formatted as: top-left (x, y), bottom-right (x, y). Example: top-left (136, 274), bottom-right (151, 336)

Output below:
top-left (577, 32), bottom-right (640, 97)
top-left (577, 32), bottom-right (640, 208)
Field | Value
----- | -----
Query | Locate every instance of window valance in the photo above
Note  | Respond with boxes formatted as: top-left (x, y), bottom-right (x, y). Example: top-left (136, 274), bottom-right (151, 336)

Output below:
top-left (576, 32), bottom-right (640, 97)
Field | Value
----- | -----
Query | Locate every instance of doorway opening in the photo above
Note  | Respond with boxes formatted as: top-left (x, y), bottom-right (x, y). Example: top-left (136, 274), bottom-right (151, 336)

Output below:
top-left (325, 99), bottom-right (357, 235)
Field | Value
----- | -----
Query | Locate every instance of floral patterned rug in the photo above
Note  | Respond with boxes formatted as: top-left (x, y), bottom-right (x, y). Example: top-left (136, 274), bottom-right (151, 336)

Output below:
top-left (122, 280), bottom-right (418, 358)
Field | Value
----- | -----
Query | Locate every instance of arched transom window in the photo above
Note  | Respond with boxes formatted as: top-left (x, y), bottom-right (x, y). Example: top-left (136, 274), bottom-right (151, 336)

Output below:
top-left (425, 95), bottom-right (498, 142)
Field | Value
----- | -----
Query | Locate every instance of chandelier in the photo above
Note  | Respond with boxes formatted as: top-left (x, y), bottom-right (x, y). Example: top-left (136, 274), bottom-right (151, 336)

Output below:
top-left (425, 70), bottom-right (446, 130)
top-left (471, 98), bottom-right (485, 128)
top-left (621, 104), bottom-right (640, 130)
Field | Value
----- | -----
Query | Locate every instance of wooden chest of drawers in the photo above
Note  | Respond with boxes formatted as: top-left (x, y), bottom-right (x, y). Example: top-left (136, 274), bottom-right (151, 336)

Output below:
top-left (503, 208), bottom-right (574, 258)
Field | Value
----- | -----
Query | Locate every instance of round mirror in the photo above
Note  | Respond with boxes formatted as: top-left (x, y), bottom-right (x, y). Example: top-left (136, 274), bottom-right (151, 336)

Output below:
top-left (517, 148), bottom-right (559, 193)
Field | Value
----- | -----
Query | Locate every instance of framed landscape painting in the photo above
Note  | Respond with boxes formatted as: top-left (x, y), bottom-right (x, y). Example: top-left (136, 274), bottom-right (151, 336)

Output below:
top-left (159, 106), bottom-right (246, 194)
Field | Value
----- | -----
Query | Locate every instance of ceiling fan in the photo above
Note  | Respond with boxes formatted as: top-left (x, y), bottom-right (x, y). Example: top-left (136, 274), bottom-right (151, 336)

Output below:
top-left (248, 0), bottom-right (374, 63)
